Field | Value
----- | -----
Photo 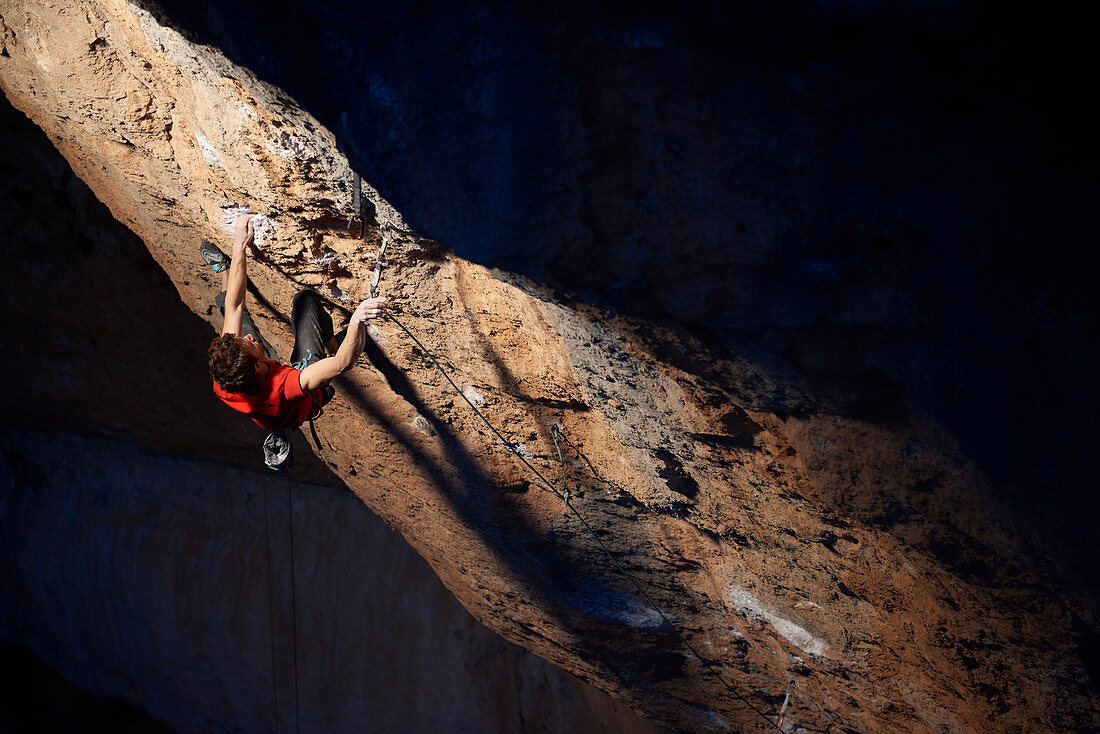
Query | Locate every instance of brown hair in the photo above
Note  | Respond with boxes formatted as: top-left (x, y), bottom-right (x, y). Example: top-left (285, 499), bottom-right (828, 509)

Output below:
top-left (208, 334), bottom-right (259, 393)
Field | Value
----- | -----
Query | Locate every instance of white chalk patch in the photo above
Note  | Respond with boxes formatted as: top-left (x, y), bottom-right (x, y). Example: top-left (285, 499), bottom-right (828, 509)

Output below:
top-left (194, 130), bottom-right (221, 166)
top-left (219, 205), bottom-right (274, 245)
top-left (28, 34), bottom-right (54, 73)
top-left (728, 586), bottom-right (827, 657)
top-left (265, 131), bottom-right (314, 161)
top-left (234, 102), bottom-right (258, 121)
top-left (507, 443), bottom-right (536, 460)
top-left (309, 252), bottom-right (340, 269)
top-left (462, 385), bottom-right (486, 408)
top-left (412, 414), bottom-right (436, 437)
top-left (327, 285), bottom-right (349, 302)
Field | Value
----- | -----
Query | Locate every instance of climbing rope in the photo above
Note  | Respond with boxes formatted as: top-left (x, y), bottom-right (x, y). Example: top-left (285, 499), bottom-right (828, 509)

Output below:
top-left (287, 474), bottom-right (302, 734)
top-left (261, 483), bottom-right (281, 734)
top-left (260, 474), bottom-right (303, 734)
top-left (549, 423), bottom-right (570, 506)
top-left (382, 309), bottom-right (788, 732)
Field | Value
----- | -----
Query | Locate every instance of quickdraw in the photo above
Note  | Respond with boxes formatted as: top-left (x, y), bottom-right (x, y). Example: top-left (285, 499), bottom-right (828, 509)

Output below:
top-left (370, 227), bottom-right (389, 299)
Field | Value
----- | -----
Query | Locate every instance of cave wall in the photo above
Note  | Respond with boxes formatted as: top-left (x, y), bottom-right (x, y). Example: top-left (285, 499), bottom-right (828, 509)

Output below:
top-left (0, 429), bottom-right (654, 734)
top-left (0, 0), bottom-right (1097, 731)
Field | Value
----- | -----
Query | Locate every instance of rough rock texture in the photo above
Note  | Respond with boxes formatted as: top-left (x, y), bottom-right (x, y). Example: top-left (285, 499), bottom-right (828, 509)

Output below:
top-left (1, 0), bottom-right (1097, 732)
top-left (0, 89), bottom-right (660, 733)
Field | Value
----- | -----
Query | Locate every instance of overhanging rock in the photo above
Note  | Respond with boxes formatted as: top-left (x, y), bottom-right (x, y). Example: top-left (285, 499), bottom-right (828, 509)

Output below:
top-left (1, 1), bottom-right (1095, 731)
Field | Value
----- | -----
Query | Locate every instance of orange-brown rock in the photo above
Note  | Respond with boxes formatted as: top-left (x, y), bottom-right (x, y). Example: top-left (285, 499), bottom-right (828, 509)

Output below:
top-left (1, 1), bottom-right (1096, 731)
top-left (0, 88), bottom-right (661, 733)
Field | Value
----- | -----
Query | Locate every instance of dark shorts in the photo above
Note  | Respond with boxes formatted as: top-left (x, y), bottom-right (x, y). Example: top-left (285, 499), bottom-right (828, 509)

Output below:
top-left (289, 291), bottom-right (340, 411)
top-left (289, 290), bottom-right (336, 369)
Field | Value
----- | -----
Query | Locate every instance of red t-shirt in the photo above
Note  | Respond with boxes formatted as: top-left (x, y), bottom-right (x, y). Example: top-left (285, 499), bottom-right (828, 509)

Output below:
top-left (213, 360), bottom-right (322, 430)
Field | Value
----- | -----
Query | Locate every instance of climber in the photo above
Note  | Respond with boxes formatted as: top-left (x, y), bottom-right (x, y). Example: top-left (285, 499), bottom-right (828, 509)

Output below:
top-left (202, 213), bottom-right (386, 467)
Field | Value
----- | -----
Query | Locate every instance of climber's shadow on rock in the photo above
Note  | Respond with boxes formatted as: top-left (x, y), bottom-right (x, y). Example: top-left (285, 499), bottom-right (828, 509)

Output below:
top-left (330, 323), bottom-right (712, 710)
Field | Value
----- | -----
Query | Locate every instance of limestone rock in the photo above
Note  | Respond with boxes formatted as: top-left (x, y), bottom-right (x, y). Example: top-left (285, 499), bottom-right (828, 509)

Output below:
top-left (1, 1), bottom-right (1097, 731)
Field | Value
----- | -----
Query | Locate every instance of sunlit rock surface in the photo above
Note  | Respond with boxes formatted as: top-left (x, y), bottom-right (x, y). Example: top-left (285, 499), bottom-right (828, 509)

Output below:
top-left (0, 90), bottom-right (660, 733)
top-left (1, 0), bottom-right (1097, 731)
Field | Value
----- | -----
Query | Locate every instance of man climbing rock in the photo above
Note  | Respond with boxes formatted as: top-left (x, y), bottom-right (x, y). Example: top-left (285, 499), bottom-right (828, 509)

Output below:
top-left (204, 213), bottom-right (386, 467)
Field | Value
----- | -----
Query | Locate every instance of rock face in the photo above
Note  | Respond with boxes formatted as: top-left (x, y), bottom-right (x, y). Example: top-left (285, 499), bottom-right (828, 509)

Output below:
top-left (0, 87), bottom-right (660, 734)
top-left (1, 0), bottom-right (1097, 732)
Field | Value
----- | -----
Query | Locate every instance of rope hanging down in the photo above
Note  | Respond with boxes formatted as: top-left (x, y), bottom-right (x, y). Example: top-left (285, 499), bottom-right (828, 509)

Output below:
top-left (286, 475), bottom-right (302, 734)
top-left (260, 476), bottom-right (303, 734)
top-left (261, 482), bottom-right (281, 734)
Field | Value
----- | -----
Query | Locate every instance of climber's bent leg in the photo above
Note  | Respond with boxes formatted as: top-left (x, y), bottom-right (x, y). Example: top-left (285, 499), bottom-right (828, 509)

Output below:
top-left (290, 290), bottom-right (334, 369)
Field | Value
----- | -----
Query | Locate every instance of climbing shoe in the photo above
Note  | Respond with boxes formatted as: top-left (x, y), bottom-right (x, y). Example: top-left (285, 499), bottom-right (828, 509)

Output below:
top-left (199, 240), bottom-right (231, 273)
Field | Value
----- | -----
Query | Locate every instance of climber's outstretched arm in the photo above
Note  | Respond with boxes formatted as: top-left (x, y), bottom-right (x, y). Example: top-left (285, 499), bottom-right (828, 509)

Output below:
top-left (221, 214), bottom-right (255, 336)
top-left (299, 296), bottom-right (387, 391)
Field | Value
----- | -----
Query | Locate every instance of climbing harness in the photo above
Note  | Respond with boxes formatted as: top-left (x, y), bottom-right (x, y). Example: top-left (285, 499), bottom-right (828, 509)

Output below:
top-left (291, 350), bottom-right (314, 371)
top-left (257, 349), bottom-right (336, 471)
